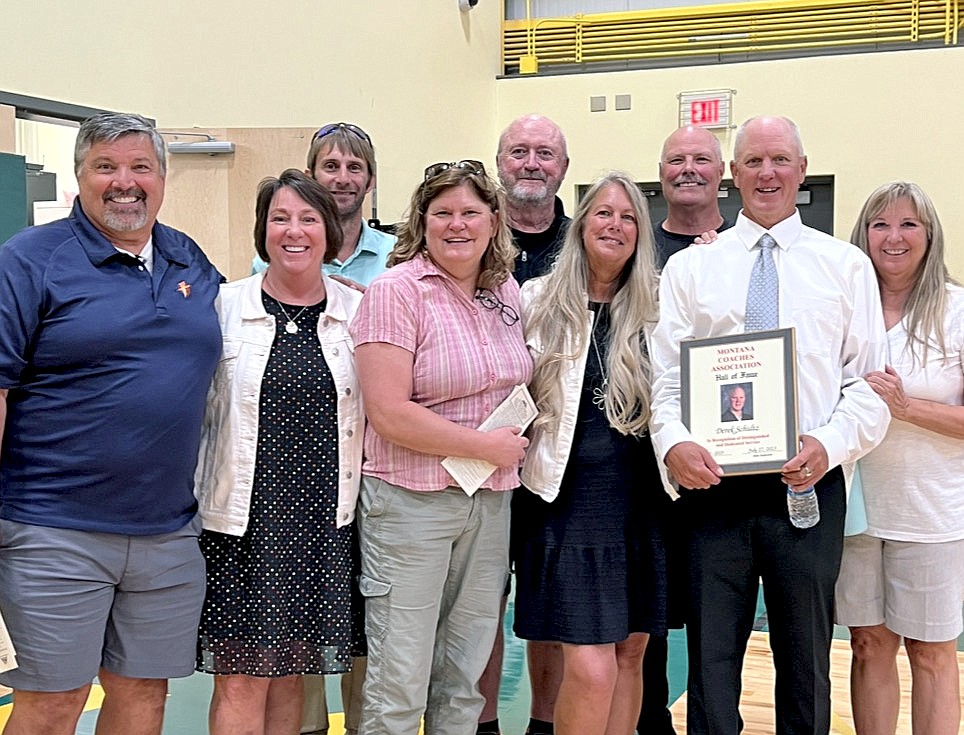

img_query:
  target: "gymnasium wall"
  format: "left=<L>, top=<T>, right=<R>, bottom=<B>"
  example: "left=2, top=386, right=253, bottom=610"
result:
left=1, top=2, right=960, bottom=277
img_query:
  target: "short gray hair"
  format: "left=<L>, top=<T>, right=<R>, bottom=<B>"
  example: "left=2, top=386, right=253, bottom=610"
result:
left=74, top=112, right=167, bottom=177
left=733, top=115, right=805, bottom=159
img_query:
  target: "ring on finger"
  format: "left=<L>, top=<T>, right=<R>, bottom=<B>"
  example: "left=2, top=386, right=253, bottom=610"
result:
left=802, top=465, right=813, bottom=478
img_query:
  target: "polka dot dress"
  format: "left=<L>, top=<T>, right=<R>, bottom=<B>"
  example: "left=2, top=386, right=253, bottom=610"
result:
left=196, top=292, right=363, bottom=677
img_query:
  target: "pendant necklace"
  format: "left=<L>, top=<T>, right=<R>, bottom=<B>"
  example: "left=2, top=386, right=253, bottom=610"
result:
left=273, top=297, right=310, bottom=334
left=591, top=307, right=609, bottom=411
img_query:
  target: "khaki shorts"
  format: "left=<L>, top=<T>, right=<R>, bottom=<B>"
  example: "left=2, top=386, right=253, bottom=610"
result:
left=835, top=533, right=964, bottom=642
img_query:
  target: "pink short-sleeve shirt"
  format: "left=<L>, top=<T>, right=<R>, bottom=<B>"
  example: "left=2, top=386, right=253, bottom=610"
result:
left=350, top=254, right=532, bottom=491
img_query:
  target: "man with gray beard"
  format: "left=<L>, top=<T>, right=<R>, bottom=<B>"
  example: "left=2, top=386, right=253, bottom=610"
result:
left=476, top=114, right=570, bottom=735
left=498, top=114, right=571, bottom=284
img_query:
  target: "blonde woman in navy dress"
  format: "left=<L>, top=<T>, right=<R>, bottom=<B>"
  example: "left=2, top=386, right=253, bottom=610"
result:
left=194, top=170, right=365, bottom=734
left=513, top=172, right=666, bottom=735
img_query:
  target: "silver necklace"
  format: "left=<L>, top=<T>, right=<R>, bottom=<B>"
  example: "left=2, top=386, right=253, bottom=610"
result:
left=591, top=318, right=609, bottom=411
left=272, top=297, right=310, bottom=334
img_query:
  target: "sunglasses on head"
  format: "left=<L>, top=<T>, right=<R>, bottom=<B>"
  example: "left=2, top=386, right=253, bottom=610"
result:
left=423, top=160, right=486, bottom=181
left=313, top=122, right=372, bottom=145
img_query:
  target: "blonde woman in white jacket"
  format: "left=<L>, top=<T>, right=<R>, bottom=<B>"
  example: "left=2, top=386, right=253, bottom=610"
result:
left=194, top=171, right=365, bottom=735
left=512, top=172, right=666, bottom=735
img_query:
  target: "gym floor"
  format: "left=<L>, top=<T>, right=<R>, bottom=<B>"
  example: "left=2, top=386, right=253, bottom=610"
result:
left=1, top=590, right=961, bottom=734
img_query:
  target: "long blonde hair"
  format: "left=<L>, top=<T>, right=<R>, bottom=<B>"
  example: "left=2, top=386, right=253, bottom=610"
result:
left=850, top=181, right=957, bottom=366
left=525, top=172, right=658, bottom=436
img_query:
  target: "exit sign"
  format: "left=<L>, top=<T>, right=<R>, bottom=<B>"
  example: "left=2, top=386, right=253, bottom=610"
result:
left=692, top=99, right=720, bottom=125
left=678, top=90, right=735, bottom=129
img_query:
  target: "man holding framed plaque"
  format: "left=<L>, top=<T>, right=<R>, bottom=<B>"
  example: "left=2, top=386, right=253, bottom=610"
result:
left=649, top=115, right=890, bottom=735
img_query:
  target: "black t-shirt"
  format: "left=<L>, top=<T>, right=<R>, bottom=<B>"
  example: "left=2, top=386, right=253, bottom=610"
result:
left=652, top=216, right=734, bottom=270
left=512, top=197, right=570, bottom=284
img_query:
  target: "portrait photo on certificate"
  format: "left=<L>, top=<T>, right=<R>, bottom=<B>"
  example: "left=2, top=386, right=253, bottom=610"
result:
left=680, top=327, right=798, bottom=474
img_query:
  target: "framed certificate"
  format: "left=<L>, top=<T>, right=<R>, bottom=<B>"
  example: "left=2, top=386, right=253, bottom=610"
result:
left=680, top=327, right=798, bottom=474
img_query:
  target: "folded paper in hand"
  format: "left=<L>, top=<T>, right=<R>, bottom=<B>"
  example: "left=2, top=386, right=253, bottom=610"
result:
left=442, top=384, right=537, bottom=496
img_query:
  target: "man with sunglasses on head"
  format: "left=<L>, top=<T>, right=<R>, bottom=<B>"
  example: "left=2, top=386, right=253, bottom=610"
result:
left=476, top=114, right=571, bottom=735
left=253, top=122, right=396, bottom=292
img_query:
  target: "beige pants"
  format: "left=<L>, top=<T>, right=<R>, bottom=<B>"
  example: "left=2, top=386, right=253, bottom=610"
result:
left=357, top=480, right=511, bottom=735
left=301, top=658, right=368, bottom=734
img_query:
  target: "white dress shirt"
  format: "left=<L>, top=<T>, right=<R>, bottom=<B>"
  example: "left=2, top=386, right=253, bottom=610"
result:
left=650, top=210, right=890, bottom=497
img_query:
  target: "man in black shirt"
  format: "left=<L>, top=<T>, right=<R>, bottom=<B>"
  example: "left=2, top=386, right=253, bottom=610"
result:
left=476, top=114, right=570, bottom=735
left=497, top=114, right=571, bottom=284
left=641, top=125, right=733, bottom=735
left=652, top=125, right=732, bottom=269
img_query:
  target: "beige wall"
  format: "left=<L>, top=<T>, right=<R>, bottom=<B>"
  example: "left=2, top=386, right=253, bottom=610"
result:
left=0, top=1, right=503, bottom=276
left=0, top=106, right=15, bottom=154
left=1, top=3, right=961, bottom=275
left=496, top=47, right=964, bottom=276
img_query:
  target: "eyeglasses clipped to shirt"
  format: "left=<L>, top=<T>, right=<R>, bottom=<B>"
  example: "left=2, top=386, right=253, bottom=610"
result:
left=475, top=288, right=519, bottom=327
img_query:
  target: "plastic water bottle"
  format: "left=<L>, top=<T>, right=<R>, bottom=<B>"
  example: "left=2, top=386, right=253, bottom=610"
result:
left=787, top=485, right=820, bottom=528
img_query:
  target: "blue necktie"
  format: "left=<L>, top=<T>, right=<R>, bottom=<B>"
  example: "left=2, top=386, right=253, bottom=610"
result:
left=744, top=233, right=778, bottom=332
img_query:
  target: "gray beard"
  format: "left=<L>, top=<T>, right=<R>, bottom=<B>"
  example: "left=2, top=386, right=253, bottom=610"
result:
left=102, top=205, right=148, bottom=233
left=508, top=183, right=552, bottom=207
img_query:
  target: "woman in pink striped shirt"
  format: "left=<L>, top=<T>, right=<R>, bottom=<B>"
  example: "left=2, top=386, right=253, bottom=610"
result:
left=350, top=161, right=532, bottom=735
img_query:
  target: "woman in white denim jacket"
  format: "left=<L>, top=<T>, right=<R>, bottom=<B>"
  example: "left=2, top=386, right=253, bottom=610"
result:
left=513, top=172, right=666, bottom=735
left=195, top=271, right=363, bottom=533
left=194, top=170, right=365, bottom=734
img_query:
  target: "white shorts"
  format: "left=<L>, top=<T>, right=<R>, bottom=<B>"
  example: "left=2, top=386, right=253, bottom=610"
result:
left=835, top=533, right=964, bottom=642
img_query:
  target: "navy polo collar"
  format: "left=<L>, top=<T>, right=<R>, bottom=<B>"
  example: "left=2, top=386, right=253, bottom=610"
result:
left=67, top=199, right=190, bottom=269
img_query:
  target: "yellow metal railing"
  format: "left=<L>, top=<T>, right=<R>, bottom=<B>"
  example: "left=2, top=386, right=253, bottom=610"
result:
left=504, top=0, right=962, bottom=74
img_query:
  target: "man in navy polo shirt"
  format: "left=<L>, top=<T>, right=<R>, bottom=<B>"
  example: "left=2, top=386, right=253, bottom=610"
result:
left=0, top=112, right=222, bottom=735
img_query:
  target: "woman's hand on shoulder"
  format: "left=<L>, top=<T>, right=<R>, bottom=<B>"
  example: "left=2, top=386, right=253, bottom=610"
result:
left=480, top=426, right=529, bottom=468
